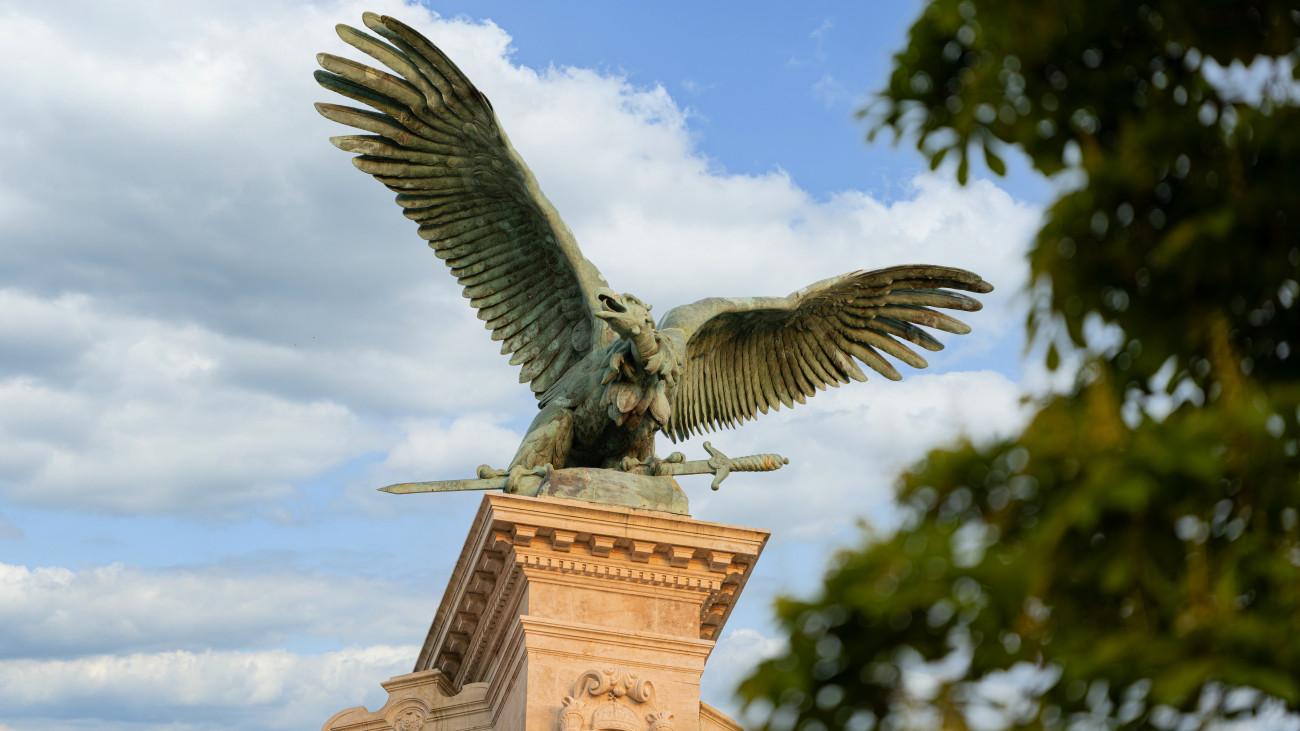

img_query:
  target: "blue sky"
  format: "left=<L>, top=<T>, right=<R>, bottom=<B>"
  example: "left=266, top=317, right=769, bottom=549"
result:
left=0, top=1, right=1048, bottom=728
left=423, top=0, right=1051, bottom=202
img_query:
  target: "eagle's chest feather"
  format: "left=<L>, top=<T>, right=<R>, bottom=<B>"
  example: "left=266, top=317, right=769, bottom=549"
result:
left=585, top=329, right=685, bottom=437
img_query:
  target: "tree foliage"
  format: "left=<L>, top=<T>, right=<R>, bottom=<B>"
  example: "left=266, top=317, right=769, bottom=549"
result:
left=739, top=3, right=1300, bottom=730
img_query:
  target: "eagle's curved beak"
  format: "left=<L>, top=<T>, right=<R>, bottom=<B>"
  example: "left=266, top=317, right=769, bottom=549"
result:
left=597, top=292, right=627, bottom=315
left=595, top=291, right=650, bottom=340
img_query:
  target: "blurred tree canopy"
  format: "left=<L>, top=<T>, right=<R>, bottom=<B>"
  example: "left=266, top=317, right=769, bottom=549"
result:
left=740, top=2, right=1300, bottom=730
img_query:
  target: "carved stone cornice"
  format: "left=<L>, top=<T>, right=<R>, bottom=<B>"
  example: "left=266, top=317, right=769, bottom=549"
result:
left=415, top=493, right=768, bottom=687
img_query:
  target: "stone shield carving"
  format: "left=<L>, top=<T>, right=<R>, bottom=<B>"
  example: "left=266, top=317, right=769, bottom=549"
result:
left=393, top=707, right=425, bottom=731
left=558, top=668, right=674, bottom=731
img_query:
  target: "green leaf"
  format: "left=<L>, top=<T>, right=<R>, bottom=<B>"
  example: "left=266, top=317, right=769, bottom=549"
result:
left=739, top=4, right=1300, bottom=730
left=930, top=145, right=951, bottom=171
left=984, top=143, right=1006, bottom=176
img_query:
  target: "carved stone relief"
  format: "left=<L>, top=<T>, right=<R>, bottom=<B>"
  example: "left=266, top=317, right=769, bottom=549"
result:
left=391, top=705, right=426, bottom=731
left=558, top=668, right=674, bottom=731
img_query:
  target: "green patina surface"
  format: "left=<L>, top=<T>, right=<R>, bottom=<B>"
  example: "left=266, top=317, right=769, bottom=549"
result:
left=319, top=13, right=993, bottom=502
left=532, top=468, right=689, bottom=516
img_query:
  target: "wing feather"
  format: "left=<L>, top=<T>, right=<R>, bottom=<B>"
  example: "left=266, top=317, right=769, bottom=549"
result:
left=475, top=277, right=546, bottom=322
left=714, top=339, right=731, bottom=427
left=402, top=198, right=507, bottom=221
left=315, top=67, right=458, bottom=142
left=746, top=334, right=764, bottom=417
left=816, top=322, right=870, bottom=383
left=315, top=103, right=453, bottom=153
left=700, top=352, right=716, bottom=432
left=776, top=328, right=811, bottom=403
left=316, top=14, right=611, bottom=398
left=409, top=207, right=516, bottom=240
left=795, top=330, right=836, bottom=389
left=467, top=271, right=542, bottom=310
left=461, top=265, right=540, bottom=300
left=336, top=23, right=445, bottom=108
left=722, top=340, right=740, bottom=428
left=782, top=334, right=803, bottom=404
left=756, top=332, right=779, bottom=413
left=494, top=292, right=562, bottom=343
left=870, top=306, right=972, bottom=334
left=444, top=235, right=516, bottom=269
left=362, top=14, right=483, bottom=122
left=736, top=336, right=754, bottom=420
left=692, top=354, right=707, bottom=433
left=663, top=266, right=994, bottom=441
left=847, top=328, right=927, bottom=371
left=531, top=344, right=573, bottom=394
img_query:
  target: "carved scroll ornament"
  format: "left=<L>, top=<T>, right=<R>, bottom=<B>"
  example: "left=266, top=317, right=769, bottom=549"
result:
left=558, top=668, right=673, bottom=731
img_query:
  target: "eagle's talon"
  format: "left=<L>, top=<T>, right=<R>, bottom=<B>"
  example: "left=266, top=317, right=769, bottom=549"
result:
left=503, top=464, right=547, bottom=496
left=647, top=453, right=682, bottom=476
left=477, top=464, right=507, bottom=479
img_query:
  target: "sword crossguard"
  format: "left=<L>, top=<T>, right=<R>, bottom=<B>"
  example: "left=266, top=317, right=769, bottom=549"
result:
left=703, top=442, right=730, bottom=490
left=702, top=441, right=789, bottom=491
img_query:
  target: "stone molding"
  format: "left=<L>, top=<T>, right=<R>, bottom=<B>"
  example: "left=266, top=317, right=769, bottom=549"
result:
left=416, top=493, right=768, bottom=686
left=321, top=670, right=490, bottom=731
left=517, top=615, right=715, bottom=672
left=699, top=702, right=744, bottom=731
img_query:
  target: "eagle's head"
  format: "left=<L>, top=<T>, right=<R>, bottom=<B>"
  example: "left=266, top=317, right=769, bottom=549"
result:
left=595, top=290, right=655, bottom=343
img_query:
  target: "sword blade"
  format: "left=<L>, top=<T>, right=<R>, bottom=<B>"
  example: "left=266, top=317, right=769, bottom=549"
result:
left=379, top=476, right=508, bottom=494
left=662, top=459, right=715, bottom=476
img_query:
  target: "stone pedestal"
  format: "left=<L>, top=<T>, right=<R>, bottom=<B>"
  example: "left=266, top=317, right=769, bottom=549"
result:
left=322, top=491, right=767, bottom=731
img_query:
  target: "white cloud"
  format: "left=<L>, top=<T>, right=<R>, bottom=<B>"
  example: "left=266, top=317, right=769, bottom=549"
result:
left=700, top=628, right=787, bottom=716
left=0, top=645, right=415, bottom=730
left=0, top=291, right=376, bottom=515
left=378, top=418, right=521, bottom=478
left=682, top=370, right=1032, bottom=539
left=0, top=1, right=1043, bottom=728
left=0, top=562, right=439, bottom=659
left=0, top=0, right=1036, bottom=518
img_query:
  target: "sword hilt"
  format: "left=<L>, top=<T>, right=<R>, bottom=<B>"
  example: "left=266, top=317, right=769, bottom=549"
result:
left=703, top=442, right=789, bottom=491
left=727, top=454, right=789, bottom=472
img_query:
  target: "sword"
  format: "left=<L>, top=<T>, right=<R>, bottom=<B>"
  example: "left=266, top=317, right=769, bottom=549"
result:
left=379, top=442, right=788, bottom=494
left=380, top=476, right=511, bottom=494
left=653, top=442, right=789, bottom=491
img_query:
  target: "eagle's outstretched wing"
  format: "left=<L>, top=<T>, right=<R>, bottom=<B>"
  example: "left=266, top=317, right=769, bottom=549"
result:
left=314, top=13, right=609, bottom=395
left=659, top=265, right=994, bottom=441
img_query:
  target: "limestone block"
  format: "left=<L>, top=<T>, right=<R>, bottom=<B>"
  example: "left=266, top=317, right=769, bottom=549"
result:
left=325, top=492, right=765, bottom=730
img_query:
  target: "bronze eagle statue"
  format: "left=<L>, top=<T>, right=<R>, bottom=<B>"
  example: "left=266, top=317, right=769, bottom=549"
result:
left=314, top=13, right=994, bottom=492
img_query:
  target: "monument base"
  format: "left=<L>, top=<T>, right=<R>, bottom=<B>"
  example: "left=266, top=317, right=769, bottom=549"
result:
left=322, top=491, right=767, bottom=730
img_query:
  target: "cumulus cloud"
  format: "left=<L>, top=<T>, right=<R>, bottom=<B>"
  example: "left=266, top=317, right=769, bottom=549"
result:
left=0, top=0, right=1041, bottom=728
left=681, top=369, right=1032, bottom=539
left=0, top=0, right=1036, bottom=518
left=0, top=291, right=375, bottom=515
left=0, top=562, right=440, bottom=659
left=0, top=645, right=415, bottom=729
left=700, top=628, right=787, bottom=715
left=376, top=417, right=522, bottom=481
